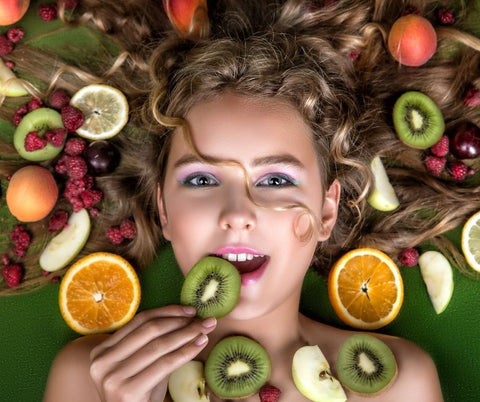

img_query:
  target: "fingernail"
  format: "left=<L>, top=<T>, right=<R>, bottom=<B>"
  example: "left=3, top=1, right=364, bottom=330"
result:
left=195, top=334, right=208, bottom=346
left=201, top=317, right=217, bottom=329
left=182, top=306, right=196, bottom=315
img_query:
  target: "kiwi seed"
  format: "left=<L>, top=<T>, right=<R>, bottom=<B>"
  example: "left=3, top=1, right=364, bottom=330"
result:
left=393, top=91, right=444, bottom=149
left=336, top=333, right=397, bottom=395
left=205, top=336, right=271, bottom=399
left=180, top=256, right=241, bottom=319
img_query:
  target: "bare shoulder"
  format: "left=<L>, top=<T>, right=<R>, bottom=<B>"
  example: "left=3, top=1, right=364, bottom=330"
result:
left=43, top=334, right=108, bottom=402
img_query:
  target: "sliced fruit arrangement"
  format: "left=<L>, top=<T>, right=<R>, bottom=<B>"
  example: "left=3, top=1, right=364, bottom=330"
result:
left=292, top=344, right=346, bottom=401
left=418, top=250, right=454, bottom=314
left=393, top=91, right=444, bottom=149
left=461, top=210, right=480, bottom=273
left=336, top=334, right=397, bottom=396
left=204, top=336, right=270, bottom=399
left=367, top=156, right=400, bottom=211
left=168, top=360, right=210, bottom=402
left=58, top=252, right=141, bottom=334
left=0, top=58, right=28, bottom=97
left=180, top=256, right=241, bottom=319
left=328, top=247, right=404, bottom=330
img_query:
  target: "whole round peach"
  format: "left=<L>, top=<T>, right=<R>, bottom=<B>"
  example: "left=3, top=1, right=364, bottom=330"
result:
left=0, top=0, right=30, bottom=26
left=388, top=14, right=437, bottom=67
left=6, top=165, right=58, bottom=222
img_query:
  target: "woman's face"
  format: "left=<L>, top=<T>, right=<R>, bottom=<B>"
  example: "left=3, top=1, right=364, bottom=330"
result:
left=158, top=93, right=339, bottom=319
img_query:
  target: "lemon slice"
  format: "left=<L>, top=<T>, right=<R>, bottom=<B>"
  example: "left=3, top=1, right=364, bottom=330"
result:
left=461, top=210, right=480, bottom=272
left=70, top=84, right=129, bottom=140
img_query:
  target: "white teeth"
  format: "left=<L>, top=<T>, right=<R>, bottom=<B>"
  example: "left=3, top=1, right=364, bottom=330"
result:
left=221, top=253, right=264, bottom=262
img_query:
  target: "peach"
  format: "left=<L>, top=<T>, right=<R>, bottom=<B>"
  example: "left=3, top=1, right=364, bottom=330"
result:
left=388, top=14, right=437, bottom=67
left=6, top=165, right=58, bottom=222
left=0, top=0, right=30, bottom=26
left=162, top=0, right=208, bottom=38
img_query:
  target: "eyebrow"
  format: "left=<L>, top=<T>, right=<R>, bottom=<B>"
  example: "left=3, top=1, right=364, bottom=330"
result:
left=173, top=153, right=305, bottom=169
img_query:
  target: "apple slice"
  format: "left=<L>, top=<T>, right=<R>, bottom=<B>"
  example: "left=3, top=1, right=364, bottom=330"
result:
left=39, top=209, right=91, bottom=272
left=418, top=250, right=454, bottom=314
left=292, top=345, right=347, bottom=402
left=367, top=156, right=399, bottom=211
left=168, top=360, right=210, bottom=401
left=0, top=58, right=28, bottom=97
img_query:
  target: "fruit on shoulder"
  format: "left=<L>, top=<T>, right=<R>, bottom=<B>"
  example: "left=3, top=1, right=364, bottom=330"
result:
left=205, top=336, right=270, bottom=399
left=0, top=0, right=30, bottom=26
left=0, top=58, right=28, bottom=96
left=292, top=344, right=346, bottom=402
left=336, top=334, right=397, bottom=396
left=168, top=360, right=210, bottom=401
left=39, top=209, right=91, bottom=272
left=180, top=256, right=241, bottom=319
left=367, top=156, right=399, bottom=211
left=418, top=250, right=454, bottom=314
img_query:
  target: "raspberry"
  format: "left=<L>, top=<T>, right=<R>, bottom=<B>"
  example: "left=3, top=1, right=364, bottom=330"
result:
left=65, top=175, right=94, bottom=197
left=429, top=135, right=449, bottom=157
left=437, top=8, right=455, bottom=25
left=48, top=89, right=71, bottom=110
left=61, top=105, right=85, bottom=132
left=45, top=128, right=67, bottom=147
left=12, top=104, right=28, bottom=126
left=106, top=226, right=124, bottom=245
left=424, top=155, right=446, bottom=176
left=64, top=137, right=87, bottom=156
left=10, top=225, right=31, bottom=258
left=27, top=97, right=44, bottom=112
left=48, top=210, right=69, bottom=232
left=38, top=3, right=58, bottom=21
left=89, top=207, right=99, bottom=218
left=7, top=27, right=25, bottom=43
left=5, top=60, right=15, bottom=69
left=25, top=131, right=48, bottom=152
left=0, top=34, right=14, bottom=56
left=464, top=86, right=480, bottom=107
left=55, top=154, right=71, bottom=174
left=449, top=161, right=468, bottom=181
left=2, top=254, right=10, bottom=266
left=80, top=189, right=103, bottom=208
left=349, top=49, right=360, bottom=61
left=259, top=385, right=281, bottom=402
left=65, top=155, right=88, bottom=179
left=2, top=264, right=23, bottom=288
left=56, top=0, right=78, bottom=9
left=119, top=219, right=137, bottom=239
left=399, top=248, right=419, bottom=266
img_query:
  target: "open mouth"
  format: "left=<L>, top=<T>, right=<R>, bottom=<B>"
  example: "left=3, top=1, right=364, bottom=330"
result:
left=214, top=253, right=268, bottom=274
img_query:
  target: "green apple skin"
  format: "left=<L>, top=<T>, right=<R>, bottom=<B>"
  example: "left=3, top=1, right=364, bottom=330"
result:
left=168, top=360, right=210, bottom=402
left=0, top=58, right=28, bottom=97
left=39, top=209, right=91, bottom=272
left=292, top=345, right=347, bottom=402
left=13, top=108, right=65, bottom=162
left=418, top=250, right=454, bottom=314
left=367, top=156, right=400, bottom=212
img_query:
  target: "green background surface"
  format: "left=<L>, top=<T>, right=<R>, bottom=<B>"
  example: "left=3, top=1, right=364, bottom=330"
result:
left=2, top=1, right=480, bottom=401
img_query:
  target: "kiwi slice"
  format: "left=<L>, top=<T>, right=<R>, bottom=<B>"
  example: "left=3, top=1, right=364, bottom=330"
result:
left=393, top=91, right=444, bottom=149
left=336, top=334, right=397, bottom=395
left=205, top=336, right=271, bottom=399
left=180, top=256, right=241, bottom=319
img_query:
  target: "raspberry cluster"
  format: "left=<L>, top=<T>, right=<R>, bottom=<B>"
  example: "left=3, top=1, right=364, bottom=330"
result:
left=10, top=226, right=31, bottom=258
left=1, top=226, right=31, bottom=288
left=106, top=219, right=137, bottom=245
left=0, top=27, right=24, bottom=56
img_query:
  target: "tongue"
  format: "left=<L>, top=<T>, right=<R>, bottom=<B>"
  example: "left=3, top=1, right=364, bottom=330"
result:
left=229, top=256, right=266, bottom=274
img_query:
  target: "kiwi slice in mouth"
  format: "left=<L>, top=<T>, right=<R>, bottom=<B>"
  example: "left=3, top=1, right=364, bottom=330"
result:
left=336, top=334, right=397, bottom=395
left=393, top=91, right=444, bottom=149
left=180, top=256, right=241, bottom=319
left=205, top=336, right=271, bottom=399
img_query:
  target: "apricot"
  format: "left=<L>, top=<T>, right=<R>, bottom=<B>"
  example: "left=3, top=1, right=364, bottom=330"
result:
left=0, top=0, right=30, bottom=26
left=163, top=0, right=208, bottom=38
left=6, top=165, right=58, bottom=222
left=388, top=14, right=437, bottom=67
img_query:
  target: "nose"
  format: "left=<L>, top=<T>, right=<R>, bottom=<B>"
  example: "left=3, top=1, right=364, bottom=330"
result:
left=218, top=187, right=257, bottom=232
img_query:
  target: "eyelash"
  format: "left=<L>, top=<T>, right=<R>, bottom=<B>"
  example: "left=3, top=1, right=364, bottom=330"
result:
left=179, top=172, right=220, bottom=187
left=254, top=173, right=298, bottom=187
left=179, top=172, right=298, bottom=188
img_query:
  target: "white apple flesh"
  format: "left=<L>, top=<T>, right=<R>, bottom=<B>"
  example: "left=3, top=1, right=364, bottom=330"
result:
left=292, top=345, right=347, bottom=402
left=168, top=360, right=210, bottom=402
left=0, top=58, right=28, bottom=97
left=367, top=156, right=400, bottom=211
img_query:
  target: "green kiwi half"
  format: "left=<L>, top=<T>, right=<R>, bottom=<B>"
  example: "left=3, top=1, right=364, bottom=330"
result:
left=336, top=334, right=397, bottom=395
left=180, top=256, right=241, bottom=319
left=393, top=91, right=444, bottom=149
left=205, top=336, right=271, bottom=399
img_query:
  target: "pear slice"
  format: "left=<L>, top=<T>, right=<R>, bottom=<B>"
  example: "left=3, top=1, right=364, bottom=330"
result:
left=0, top=58, right=28, bottom=97
left=292, top=345, right=347, bottom=402
left=418, top=250, right=454, bottom=314
left=39, top=209, right=91, bottom=272
left=367, top=156, right=400, bottom=211
left=168, top=360, right=210, bottom=402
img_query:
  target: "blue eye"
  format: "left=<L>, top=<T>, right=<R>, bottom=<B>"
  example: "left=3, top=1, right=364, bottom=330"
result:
left=255, top=173, right=298, bottom=187
left=179, top=173, right=220, bottom=187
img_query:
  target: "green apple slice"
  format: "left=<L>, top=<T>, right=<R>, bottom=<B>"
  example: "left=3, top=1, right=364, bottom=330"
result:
left=367, top=156, right=400, bottom=211
left=0, top=58, right=28, bottom=97
left=168, top=360, right=210, bottom=401
left=418, top=250, right=454, bottom=314
left=292, top=345, right=347, bottom=402
left=39, top=209, right=91, bottom=272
